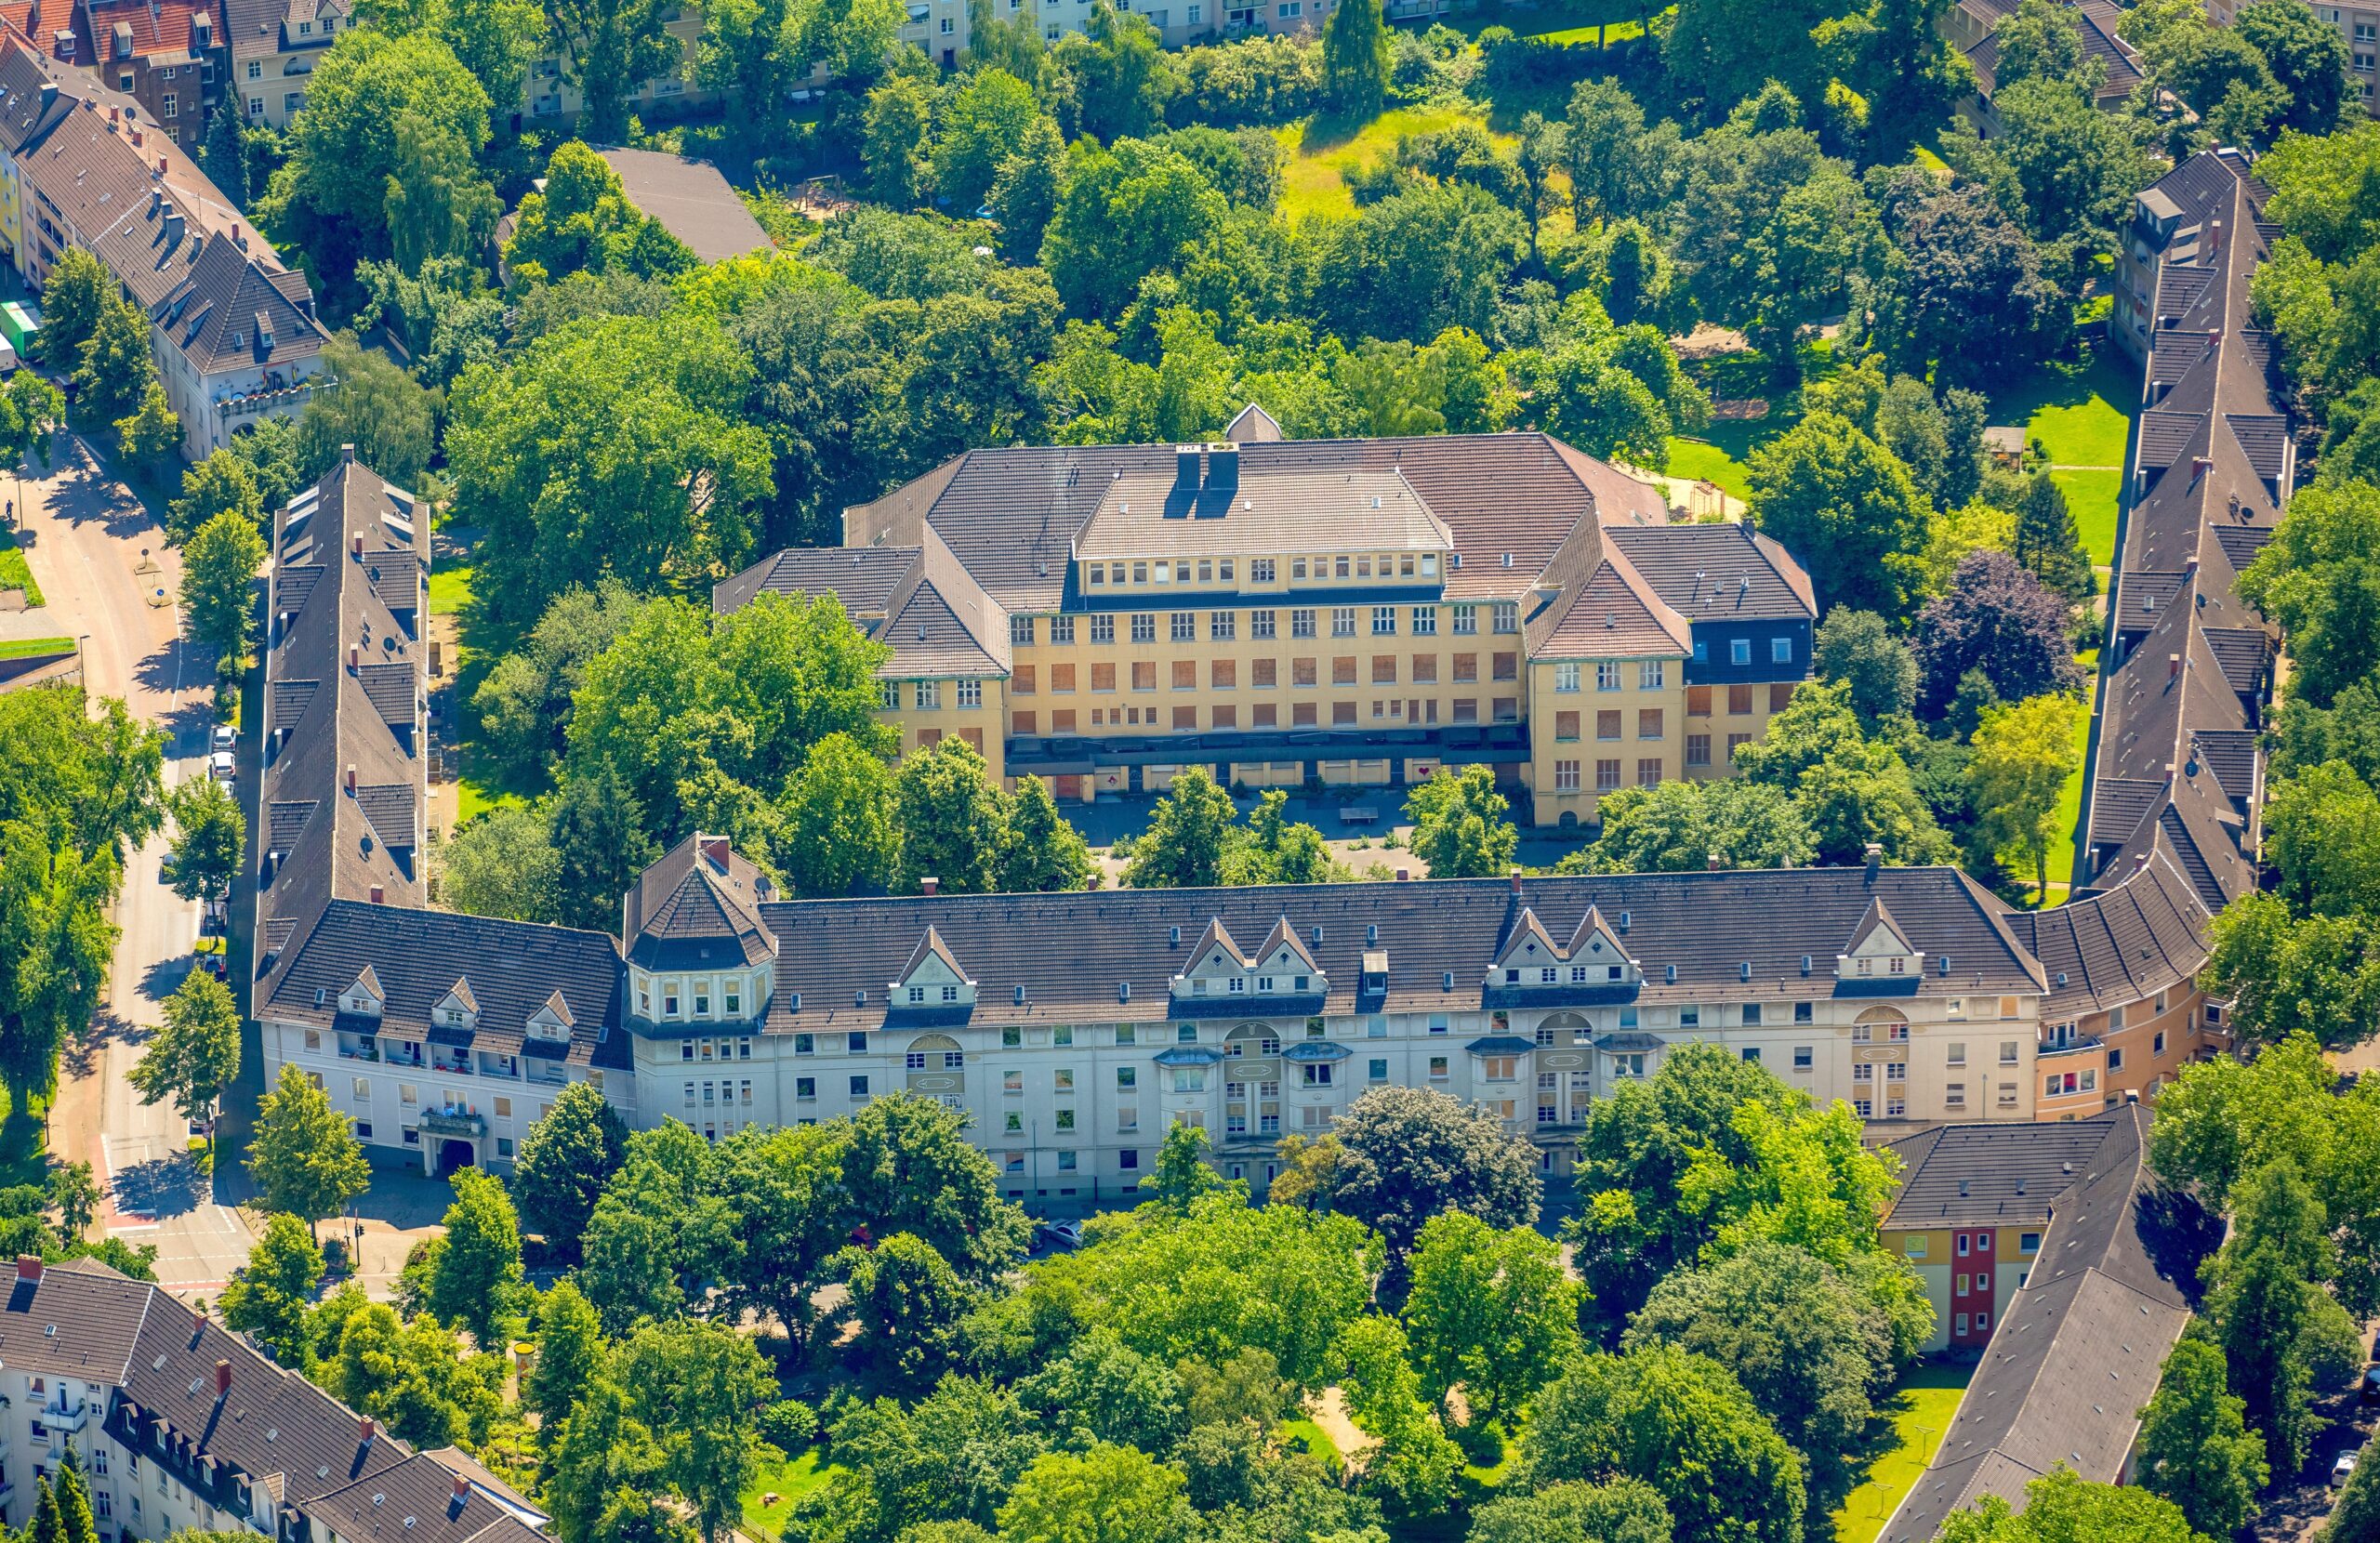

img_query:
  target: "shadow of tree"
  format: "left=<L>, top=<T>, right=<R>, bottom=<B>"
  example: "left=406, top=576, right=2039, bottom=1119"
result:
left=2135, top=1184, right=2222, bottom=1308
left=112, top=1152, right=205, bottom=1220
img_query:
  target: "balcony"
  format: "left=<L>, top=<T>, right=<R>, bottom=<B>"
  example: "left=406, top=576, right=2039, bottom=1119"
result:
left=44, top=1396, right=88, bottom=1432
left=214, top=375, right=334, bottom=425
left=417, top=1108, right=486, bottom=1139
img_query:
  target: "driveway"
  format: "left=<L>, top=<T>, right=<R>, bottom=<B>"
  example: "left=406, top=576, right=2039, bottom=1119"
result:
left=16, top=432, right=261, bottom=1297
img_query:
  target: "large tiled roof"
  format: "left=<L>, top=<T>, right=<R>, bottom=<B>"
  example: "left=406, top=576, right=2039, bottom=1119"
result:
left=741, top=866, right=2044, bottom=1035
left=1883, top=1108, right=2202, bottom=1543
left=1074, top=459, right=1451, bottom=561
left=714, top=525, right=1010, bottom=679
left=154, top=228, right=324, bottom=375
left=624, top=833, right=778, bottom=973
left=1882, top=1115, right=2122, bottom=1230
left=73, top=0, right=217, bottom=65
left=259, top=900, right=629, bottom=1070
left=256, top=456, right=428, bottom=985
left=307, top=1451, right=548, bottom=1543
left=1603, top=522, right=1818, bottom=623
left=2003, top=849, right=2210, bottom=1018
left=593, top=147, right=773, bottom=266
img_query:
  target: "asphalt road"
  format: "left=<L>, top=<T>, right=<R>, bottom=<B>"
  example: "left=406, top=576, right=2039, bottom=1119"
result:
left=7, top=432, right=261, bottom=1296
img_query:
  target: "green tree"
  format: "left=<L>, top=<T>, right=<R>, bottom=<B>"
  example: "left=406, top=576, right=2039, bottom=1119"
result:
left=36, top=249, right=109, bottom=369
left=219, top=1212, right=327, bottom=1366
left=165, top=777, right=245, bottom=906
left=2012, top=471, right=2096, bottom=604
left=1939, top=1468, right=2207, bottom=1542
left=515, top=1081, right=631, bottom=1255
left=384, top=110, right=501, bottom=273
left=295, top=335, right=440, bottom=490
left=1329, top=1085, right=1540, bottom=1263
left=2329, top=1441, right=2380, bottom=1541
left=547, top=0, right=678, bottom=141
left=1143, top=1121, right=1223, bottom=1211
left=247, top=1062, right=371, bottom=1234
left=550, top=765, right=660, bottom=937
left=894, top=733, right=1010, bottom=894
left=1749, top=412, right=1937, bottom=620
left=544, top=1374, right=669, bottom=1543
left=1319, top=0, right=1388, bottom=116
left=862, top=75, right=937, bottom=208
left=502, top=142, right=694, bottom=288
left=2239, top=478, right=2380, bottom=708
left=1525, top=1344, right=1804, bottom=1543
left=131, top=969, right=243, bottom=1148
left=2203, top=1159, right=2364, bottom=1473
left=427, top=1167, right=527, bottom=1348
left=1124, top=768, right=1237, bottom=888
left=1470, top=1480, right=1675, bottom=1543
left=332, top=1299, right=507, bottom=1447
left=936, top=71, right=1043, bottom=214
left=1041, top=138, right=1226, bottom=320
left=115, top=380, right=182, bottom=474
left=523, top=1279, right=610, bottom=1434
left=842, top=1093, right=1031, bottom=1276
left=774, top=732, right=899, bottom=897
left=2136, top=1336, right=2268, bottom=1538
left=203, top=90, right=250, bottom=202
left=997, top=1444, right=1194, bottom=1543
left=1403, top=766, right=1519, bottom=879
left=46, top=1159, right=98, bottom=1237
left=1812, top=607, right=1919, bottom=726
left=0, top=369, right=63, bottom=474
left=618, top=1318, right=775, bottom=1543
left=170, top=451, right=265, bottom=546
left=1968, top=692, right=2085, bottom=902
left=579, top=1122, right=738, bottom=1331
left=180, top=508, right=269, bottom=668
left=437, top=803, right=562, bottom=924
left=470, top=581, right=648, bottom=786
left=2240, top=0, right=2355, bottom=137
left=55, top=1452, right=98, bottom=1543
left=999, top=773, right=1093, bottom=893
left=1574, top=777, right=1818, bottom=874
left=1403, top=1211, right=1581, bottom=1427
left=74, top=297, right=158, bottom=430
left=989, top=116, right=1066, bottom=264
left=838, top=1232, right=982, bottom=1390
left=1051, top=2, right=1176, bottom=140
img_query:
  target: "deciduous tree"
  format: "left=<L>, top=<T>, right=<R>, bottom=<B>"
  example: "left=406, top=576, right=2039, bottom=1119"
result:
left=1329, top=1085, right=1540, bottom=1263
left=1749, top=412, right=1936, bottom=620
left=132, top=969, right=243, bottom=1148
left=180, top=508, right=268, bottom=668
left=165, top=777, right=244, bottom=906
left=2137, top=1336, right=2268, bottom=1538
left=220, top=1212, right=327, bottom=1366
left=1403, top=765, right=1519, bottom=878
left=247, top=1062, right=371, bottom=1234
left=1968, top=692, right=2085, bottom=902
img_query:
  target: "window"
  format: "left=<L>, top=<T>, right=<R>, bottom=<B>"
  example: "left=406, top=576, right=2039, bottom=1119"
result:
left=1428, top=1056, right=1449, bottom=1081
left=1210, top=611, right=1236, bottom=641
left=1251, top=558, right=1275, bottom=582
left=1493, top=602, right=1518, bottom=634
left=879, top=679, right=900, bottom=710
left=1554, top=663, right=1580, bottom=692
left=1639, top=659, right=1665, bottom=689
left=1131, top=613, right=1156, bottom=643
left=1596, top=759, right=1621, bottom=792
left=1051, top=615, right=1076, bottom=644
left=1011, top=615, right=1036, bottom=647
left=1251, top=609, right=1276, bottom=639
left=1638, top=708, right=1663, bottom=739
left=1411, top=605, right=1436, bottom=635
left=1686, top=733, right=1711, bottom=767
left=2001, top=1040, right=2020, bottom=1064
left=1597, top=710, right=1621, bottom=740
left=1554, top=759, right=1580, bottom=792
left=1292, top=608, right=1316, bottom=639
left=1091, top=614, right=1115, bottom=644
left=850, top=1075, right=870, bottom=1097
left=1596, top=661, right=1621, bottom=691
left=1370, top=605, right=1396, bottom=635
left=1772, top=637, right=1792, bottom=664
left=1332, top=606, right=1357, bottom=637
left=958, top=679, right=983, bottom=708
left=1729, top=639, right=1752, bottom=666
left=914, top=679, right=940, bottom=709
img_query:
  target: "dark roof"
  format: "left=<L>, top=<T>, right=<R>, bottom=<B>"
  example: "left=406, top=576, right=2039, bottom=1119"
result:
left=307, top=1451, right=549, bottom=1543
left=1882, top=1118, right=2120, bottom=1230
left=2003, top=850, right=2210, bottom=1018
left=1603, top=522, right=1818, bottom=623
left=734, top=866, right=2043, bottom=1036
left=715, top=526, right=1009, bottom=679
left=257, top=457, right=428, bottom=982
left=593, top=147, right=771, bottom=266
left=154, top=229, right=324, bottom=376
left=1882, top=1107, right=2201, bottom=1542
left=623, top=833, right=778, bottom=972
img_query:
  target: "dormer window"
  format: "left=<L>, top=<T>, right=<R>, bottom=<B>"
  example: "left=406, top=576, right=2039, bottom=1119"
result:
left=664, top=993, right=680, bottom=1015
left=725, top=989, right=740, bottom=1015
left=908, top=986, right=925, bottom=1003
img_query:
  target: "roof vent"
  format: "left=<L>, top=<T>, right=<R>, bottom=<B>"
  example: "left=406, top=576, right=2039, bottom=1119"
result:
left=2055, top=971, right=2068, bottom=988
left=1501, top=552, right=1514, bottom=568
left=2062, top=1161, right=2074, bottom=1174
left=1664, top=964, right=1677, bottom=984
left=2016, top=1178, right=2026, bottom=1195
left=853, top=990, right=866, bottom=1007
left=1938, top=956, right=1950, bottom=976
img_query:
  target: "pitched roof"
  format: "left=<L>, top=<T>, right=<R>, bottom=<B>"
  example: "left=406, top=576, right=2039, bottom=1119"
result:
left=593, top=147, right=771, bottom=266
left=713, top=525, right=1009, bottom=679
left=1603, top=522, right=1818, bottom=622
left=1882, top=1108, right=2204, bottom=1543
left=2002, top=849, right=2211, bottom=1018
left=1882, top=1115, right=2122, bottom=1230
left=623, top=833, right=778, bottom=972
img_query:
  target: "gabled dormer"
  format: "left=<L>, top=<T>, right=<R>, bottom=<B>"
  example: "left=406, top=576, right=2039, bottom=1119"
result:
left=431, top=979, right=478, bottom=1032
left=893, top=926, right=975, bottom=1009
left=1174, top=918, right=1253, bottom=1002
left=1564, top=905, right=1640, bottom=985
left=1838, top=897, right=1923, bottom=982
left=340, top=965, right=383, bottom=1019
left=1251, top=917, right=1325, bottom=994
left=1490, top=907, right=1564, bottom=985
left=525, top=990, right=575, bottom=1046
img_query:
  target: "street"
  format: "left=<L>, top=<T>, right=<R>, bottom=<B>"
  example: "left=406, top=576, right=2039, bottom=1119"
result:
left=0, top=432, right=261, bottom=1294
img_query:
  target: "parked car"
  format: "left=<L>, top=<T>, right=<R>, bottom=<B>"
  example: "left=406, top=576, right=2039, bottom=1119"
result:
left=2360, top=1365, right=2380, bottom=1404
left=211, top=724, right=236, bottom=755
left=1035, top=1220, right=1084, bottom=1251
left=208, top=749, right=235, bottom=783
left=2334, top=1450, right=2360, bottom=1487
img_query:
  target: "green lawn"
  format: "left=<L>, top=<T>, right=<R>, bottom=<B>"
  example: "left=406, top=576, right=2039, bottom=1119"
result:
left=1989, top=351, right=2136, bottom=466
left=2052, top=469, right=2125, bottom=572
left=1831, top=1362, right=1974, bottom=1543
left=1274, top=108, right=1512, bottom=222
left=2030, top=664, right=2096, bottom=905
left=0, top=528, right=41, bottom=607
left=741, top=1446, right=841, bottom=1536
left=1666, top=437, right=1752, bottom=502
left=455, top=777, right=505, bottom=826
left=0, top=1086, right=47, bottom=1189
left=1279, top=1417, right=1342, bottom=1463
left=428, top=562, right=475, bottom=617
left=0, top=635, right=72, bottom=662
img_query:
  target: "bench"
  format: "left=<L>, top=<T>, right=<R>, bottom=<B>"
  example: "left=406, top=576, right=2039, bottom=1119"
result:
left=1341, top=806, right=1381, bottom=825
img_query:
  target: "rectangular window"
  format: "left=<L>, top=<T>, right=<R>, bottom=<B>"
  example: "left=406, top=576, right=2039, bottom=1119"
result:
left=1411, top=606, right=1436, bottom=635
left=957, top=678, right=983, bottom=708
left=1131, top=613, right=1157, bottom=643
left=1596, top=759, right=1621, bottom=792
left=1292, top=608, right=1316, bottom=639
left=1372, top=605, right=1396, bottom=635
left=1051, top=615, right=1075, bottom=644
left=1639, top=659, right=1666, bottom=689
left=1371, top=655, right=1397, bottom=685
left=1133, top=662, right=1157, bottom=691
left=1011, top=615, right=1036, bottom=647
left=1211, top=611, right=1236, bottom=641
left=1596, top=661, right=1621, bottom=691
left=1597, top=709, right=1621, bottom=740
left=1251, top=609, right=1276, bottom=639
left=1333, top=607, right=1357, bottom=637
left=1554, top=711, right=1580, bottom=742
left=1638, top=708, right=1663, bottom=739
left=915, top=679, right=940, bottom=709
left=1554, top=663, right=1580, bottom=693
left=1727, top=683, right=1753, bottom=715
left=1091, top=614, right=1115, bottom=643
left=1772, top=637, right=1793, bottom=664
left=1554, top=759, right=1580, bottom=792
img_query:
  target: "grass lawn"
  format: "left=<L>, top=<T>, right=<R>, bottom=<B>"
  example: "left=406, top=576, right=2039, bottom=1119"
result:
left=0, top=1086, right=47, bottom=1189
left=1666, top=437, right=1752, bottom=501
left=1274, top=108, right=1511, bottom=222
left=2026, top=666, right=2097, bottom=905
left=740, top=1447, right=840, bottom=1537
left=1279, top=1417, right=1341, bottom=1462
left=428, top=562, right=475, bottom=617
left=0, top=527, right=41, bottom=606
left=455, top=777, right=506, bottom=827
left=0, top=635, right=72, bottom=662
left=2052, top=468, right=2124, bottom=571
left=1832, top=1362, right=1974, bottom=1543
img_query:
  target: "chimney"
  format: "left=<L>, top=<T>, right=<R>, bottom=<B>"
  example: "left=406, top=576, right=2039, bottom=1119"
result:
left=38, top=81, right=55, bottom=111
left=130, top=128, right=140, bottom=147
left=367, top=884, right=383, bottom=903
left=1174, top=444, right=1199, bottom=493
left=347, top=645, right=359, bottom=671
left=340, top=442, right=354, bottom=466
left=1509, top=866, right=1523, bottom=894
left=2168, top=653, right=2182, bottom=684
left=2209, top=218, right=2224, bottom=258
left=2134, top=852, right=2150, bottom=876
left=351, top=532, right=364, bottom=560
left=921, top=876, right=939, bottom=896
left=14, top=1254, right=40, bottom=1282
left=1707, top=851, right=1725, bottom=872
left=697, top=834, right=730, bottom=869
left=214, top=1358, right=231, bottom=1397
left=156, top=155, right=166, bottom=178
left=452, top=1475, right=470, bottom=1504
left=360, top=1417, right=377, bottom=1445
left=2190, top=455, right=2211, bottom=481
left=1863, top=843, right=1883, bottom=882
left=2184, top=554, right=2199, bottom=578
left=345, top=764, right=356, bottom=793
left=108, top=104, right=117, bottom=124
left=1207, top=443, right=1239, bottom=493
left=1395, top=867, right=1408, bottom=881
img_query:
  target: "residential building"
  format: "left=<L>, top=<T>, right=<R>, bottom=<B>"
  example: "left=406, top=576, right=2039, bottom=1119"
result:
left=1941, top=0, right=2143, bottom=127
left=2309, top=5, right=2378, bottom=112
left=61, top=0, right=221, bottom=152
left=0, top=1253, right=549, bottom=1543
left=2108, top=147, right=2264, bottom=365
left=0, top=32, right=328, bottom=456
left=592, top=147, right=770, bottom=264
left=218, top=0, right=343, bottom=129
left=1880, top=1106, right=2204, bottom=1540
left=721, top=423, right=1817, bottom=826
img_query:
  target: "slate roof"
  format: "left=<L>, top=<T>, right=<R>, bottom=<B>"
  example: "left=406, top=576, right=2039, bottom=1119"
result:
left=153, top=228, right=323, bottom=376
left=594, top=147, right=771, bottom=266
left=1074, top=461, right=1452, bottom=560
left=740, top=866, right=2044, bottom=1035
left=1881, top=1115, right=2121, bottom=1230
left=256, top=455, right=428, bottom=984
left=714, top=524, right=1010, bottom=680
left=1964, top=0, right=2142, bottom=104
left=623, top=833, right=778, bottom=973
left=1604, top=521, right=1818, bottom=623
left=1882, top=1107, right=2202, bottom=1543
left=307, top=1451, right=549, bottom=1543
left=2003, top=849, right=2211, bottom=1018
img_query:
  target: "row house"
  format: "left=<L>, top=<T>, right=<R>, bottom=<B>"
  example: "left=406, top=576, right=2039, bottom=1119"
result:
left=0, top=1254, right=549, bottom=1543
left=721, top=416, right=1818, bottom=828
left=0, top=33, right=326, bottom=456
